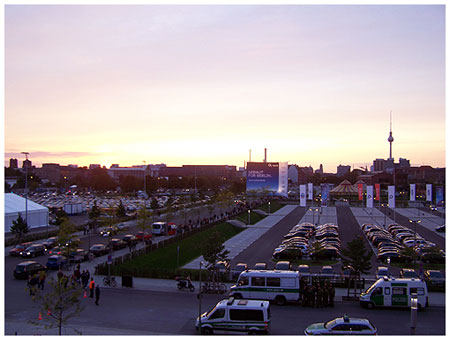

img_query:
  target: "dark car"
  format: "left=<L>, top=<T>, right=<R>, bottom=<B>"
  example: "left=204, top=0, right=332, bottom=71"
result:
left=65, top=238, right=81, bottom=248
left=48, top=246, right=66, bottom=256
left=122, top=234, right=138, bottom=244
left=110, top=238, right=127, bottom=251
left=377, top=250, right=402, bottom=263
left=310, top=247, right=340, bottom=260
left=284, top=231, right=309, bottom=239
left=231, top=263, right=248, bottom=279
left=253, top=263, right=267, bottom=270
left=372, top=236, right=395, bottom=247
left=297, top=264, right=311, bottom=275
left=69, top=248, right=89, bottom=263
left=275, top=261, right=292, bottom=270
left=420, top=251, right=445, bottom=264
left=9, top=242, right=33, bottom=256
left=100, top=226, right=119, bottom=237
left=273, top=247, right=303, bottom=260
left=315, top=232, right=339, bottom=240
left=89, top=244, right=110, bottom=257
left=43, top=237, right=58, bottom=249
left=46, top=255, right=68, bottom=270
left=435, top=225, right=445, bottom=233
left=20, top=244, right=46, bottom=258
left=14, top=261, right=47, bottom=280
left=424, top=270, right=445, bottom=287
left=399, top=268, right=419, bottom=279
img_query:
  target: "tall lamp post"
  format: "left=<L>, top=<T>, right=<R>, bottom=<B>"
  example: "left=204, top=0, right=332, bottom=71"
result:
left=268, top=201, right=271, bottom=215
left=247, top=209, right=251, bottom=225
left=409, top=219, right=421, bottom=266
left=198, top=261, right=204, bottom=334
left=21, top=152, right=29, bottom=225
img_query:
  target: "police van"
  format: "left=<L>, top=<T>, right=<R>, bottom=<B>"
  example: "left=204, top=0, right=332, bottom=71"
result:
left=360, top=277, right=429, bottom=309
left=196, top=297, right=270, bottom=335
left=230, top=270, right=301, bottom=305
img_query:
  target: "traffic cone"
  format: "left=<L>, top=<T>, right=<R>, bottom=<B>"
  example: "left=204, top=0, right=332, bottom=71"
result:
left=47, top=309, right=51, bottom=315
left=38, top=312, right=42, bottom=320
left=83, top=290, right=87, bottom=298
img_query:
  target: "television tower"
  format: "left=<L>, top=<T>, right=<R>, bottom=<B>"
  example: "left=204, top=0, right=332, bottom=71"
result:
left=387, top=111, right=394, bottom=159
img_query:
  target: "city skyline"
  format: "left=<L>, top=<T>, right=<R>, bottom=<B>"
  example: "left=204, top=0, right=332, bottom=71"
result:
left=5, top=5, right=446, bottom=172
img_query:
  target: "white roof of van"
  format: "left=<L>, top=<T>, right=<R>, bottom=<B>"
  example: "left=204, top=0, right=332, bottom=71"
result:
left=217, top=298, right=269, bottom=309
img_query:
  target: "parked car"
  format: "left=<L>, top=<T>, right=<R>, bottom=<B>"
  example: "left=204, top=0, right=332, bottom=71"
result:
left=20, top=244, right=47, bottom=258
left=48, top=246, right=66, bottom=256
left=377, top=251, right=402, bottom=263
left=69, top=248, right=89, bottom=263
left=399, top=268, right=419, bottom=279
left=273, top=247, right=303, bottom=260
left=89, top=244, right=110, bottom=257
left=110, top=238, right=127, bottom=251
left=253, top=263, right=267, bottom=270
left=321, top=266, right=335, bottom=276
left=305, top=315, right=377, bottom=335
left=64, top=238, right=81, bottom=247
left=100, top=227, right=118, bottom=237
left=122, top=234, right=138, bottom=244
left=275, top=261, right=292, bottom=271
left=43, top=237, right=58, bottom=249
left=310, top=247, right=340, bottom=260
left=9, top=242, right=32, bottom=256
left=297, top=264, right=311, bottom=275
left=136, top=231, right=152, bottom=241
left=435, top=225, right=445, bottom=233
left=46, top=255, right=68, bottom=270
left=231, top=263, right=248, bottom=279
left=14, top=261, right=47, bottom=280
left=420, top=251, right=445, bottom=264
left=424, top=270, right=445, bottom=287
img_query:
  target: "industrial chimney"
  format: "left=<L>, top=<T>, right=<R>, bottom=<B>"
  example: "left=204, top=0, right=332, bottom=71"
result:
left=264, top=148, right=267, bottom=163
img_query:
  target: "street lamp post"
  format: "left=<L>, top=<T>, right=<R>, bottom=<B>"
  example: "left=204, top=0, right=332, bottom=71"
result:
left=198, top=261, right=204, bottom=334
left=268, top=201, right=271, bottom=214
left=409, top=219, right=421, bottom=266
left=21, top=152, right=29, bottom=226
left=248, top=209, right=251, bottom=225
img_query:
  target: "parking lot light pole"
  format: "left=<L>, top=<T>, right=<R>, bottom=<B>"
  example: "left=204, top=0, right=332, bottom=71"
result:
left=268, top=201, right=271, bottom=214
left=247, top=209, right=251, bottom=225
left=198, top=261, right=204, bottom=334
left=409, top=219, right=421, bottom=266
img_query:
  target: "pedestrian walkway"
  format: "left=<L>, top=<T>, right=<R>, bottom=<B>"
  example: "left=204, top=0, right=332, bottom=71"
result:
left=182, top=205, right=298, bottom=270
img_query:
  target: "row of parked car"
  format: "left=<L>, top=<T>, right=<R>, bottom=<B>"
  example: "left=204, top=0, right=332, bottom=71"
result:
left=271, top=223, right=341, bottom=261
left=361, top=223, right=445, bottom=264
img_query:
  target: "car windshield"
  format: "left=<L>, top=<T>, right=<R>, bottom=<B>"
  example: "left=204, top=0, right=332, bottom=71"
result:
left=430, top=272, right=443, bottom=278
left=15, top=265, right=25, bottom=272
left=365, top=282, right=378, bottom=294
left=324, top=319, right=338, bottom=329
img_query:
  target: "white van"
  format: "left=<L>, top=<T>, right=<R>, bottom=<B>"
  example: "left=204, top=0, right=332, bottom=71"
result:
left=196, top=297, right=270, bottom=335
left=151, top=222, right=167, bottom=236
left=230, top=270, right=300, bottom=305
left=360, top=277, right=429, bottom=309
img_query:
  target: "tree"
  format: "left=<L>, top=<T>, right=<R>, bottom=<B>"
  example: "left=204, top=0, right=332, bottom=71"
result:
left=116, top=200, right=127, bottom=218
left=10, top=213, right=29, bottom=244
left=340, top=236, right=372, bottom=276
left=29, top=276, right=84, bottom=335
left=54, top=209, right=67, bottom=226
left=150, top=197, right=159, bottom=210
left=57, top=218, right=79, bottom=257
left=137, top=204, right=152, bottom=235
left=202, top=231, right=230, bottom=270
left=399, top=246, right=418, bottom=263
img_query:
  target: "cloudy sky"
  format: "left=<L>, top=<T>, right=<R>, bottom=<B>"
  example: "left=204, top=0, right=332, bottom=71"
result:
left=5, top=5, right=445, bottom=172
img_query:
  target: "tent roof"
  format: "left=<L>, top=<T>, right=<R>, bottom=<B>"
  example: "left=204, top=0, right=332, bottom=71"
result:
left=330, top=180, right=359, bottom=195
left=5, top=193, right=49, bottom=215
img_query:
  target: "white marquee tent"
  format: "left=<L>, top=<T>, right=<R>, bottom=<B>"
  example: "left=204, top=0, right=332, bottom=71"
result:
left=5, top=193, right=49, bottom=232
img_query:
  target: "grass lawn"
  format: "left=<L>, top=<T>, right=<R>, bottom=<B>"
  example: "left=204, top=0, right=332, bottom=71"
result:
left=259, top=201, right=285, bottom=214
left=233, top=210, right=264, bottom=225
left=110, top=222, right=245, bottom=277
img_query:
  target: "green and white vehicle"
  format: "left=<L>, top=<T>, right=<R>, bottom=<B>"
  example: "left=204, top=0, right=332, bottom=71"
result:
left=196, top=297, right=270, bottom=335
left=360, top=277, right=429, bottom=309
left=230, top=270, right=301, bottom=305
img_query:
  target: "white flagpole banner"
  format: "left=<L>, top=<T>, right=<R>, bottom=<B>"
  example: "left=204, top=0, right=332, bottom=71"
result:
left=426, top=184, right=432, bottom=202
left=367, top=186, right=374, bottom=208
left=300, top=185, right=307, bottom=207
left=307, top=183, right=313, bottom=200
left=410, top=184, right=416, bottom=201
left=388, top=185, right=396, bottom=208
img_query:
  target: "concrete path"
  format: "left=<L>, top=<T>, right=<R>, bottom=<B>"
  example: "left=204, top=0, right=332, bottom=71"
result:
left=182, top=205, right=298, bottom=269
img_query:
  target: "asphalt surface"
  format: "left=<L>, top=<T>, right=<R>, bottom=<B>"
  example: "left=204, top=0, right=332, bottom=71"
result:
left=380, top=206, right=445, bottom=250
left=231, top=207, right=306, bottom=268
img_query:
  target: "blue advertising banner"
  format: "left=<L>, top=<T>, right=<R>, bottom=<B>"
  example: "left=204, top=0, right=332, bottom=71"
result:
left=246, top=162, right=280, bottom=194
left=436, top=186, right=444, bottom=207
left=321, top=184, right=330, bottom=207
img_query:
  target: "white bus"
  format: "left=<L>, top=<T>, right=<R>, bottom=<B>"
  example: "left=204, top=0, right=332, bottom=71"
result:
left=152, top=222, right=168, bottom=236
left=230, top=270, right=301, bottom=305
left=360, top=277, right=429, bottom=309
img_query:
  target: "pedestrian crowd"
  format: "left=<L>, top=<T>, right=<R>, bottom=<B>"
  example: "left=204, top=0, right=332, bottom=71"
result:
left=300, top=279, right=335, bottom=307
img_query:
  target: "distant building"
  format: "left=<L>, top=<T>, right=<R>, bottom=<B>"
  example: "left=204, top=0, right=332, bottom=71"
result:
left=22, top=159, right=32, bottom=169
left=288, top=165, right=299, bottom=183
left=9, top=158, right=18, bottom=169
left=35, top=163, right=61, bottom=184
left=89, top=164, right=101, bottom=170
left=372, top=158, right=410, bottom=172
left=337, top=165, right=351, bottom=177
left=160, top=165, right=236, bottom=179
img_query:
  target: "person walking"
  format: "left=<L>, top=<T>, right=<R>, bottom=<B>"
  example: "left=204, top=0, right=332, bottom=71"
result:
left=38, top=270, right=47, bottom=290
left=89, top=278, right=95, bottom=298
left=95, top=285, right=100, bottom=306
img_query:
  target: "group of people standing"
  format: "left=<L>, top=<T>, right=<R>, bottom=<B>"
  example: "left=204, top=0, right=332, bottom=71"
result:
left=300, top=280, right=335, bottom=307
left=27, top=271, right=47, bottom=295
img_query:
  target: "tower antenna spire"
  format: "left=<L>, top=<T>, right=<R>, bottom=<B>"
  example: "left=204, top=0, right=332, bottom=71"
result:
left=387, top=110, right=394, bottom=159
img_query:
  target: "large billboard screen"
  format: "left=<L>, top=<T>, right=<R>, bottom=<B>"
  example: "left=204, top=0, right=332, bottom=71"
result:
left=246, top=162, right=288, bottom=196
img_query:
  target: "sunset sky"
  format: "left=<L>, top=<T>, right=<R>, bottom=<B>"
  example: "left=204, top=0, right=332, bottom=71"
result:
left=4, top=5, right=445, bottom=172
